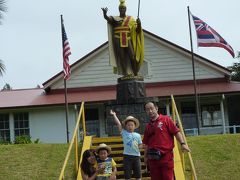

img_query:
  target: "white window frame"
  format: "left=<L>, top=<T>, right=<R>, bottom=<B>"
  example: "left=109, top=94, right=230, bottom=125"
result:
left=13, top=112, right=30, bottom=138
left=0, top=113, right=10, bottom=142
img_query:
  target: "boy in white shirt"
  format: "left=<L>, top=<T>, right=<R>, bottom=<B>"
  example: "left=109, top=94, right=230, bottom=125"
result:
left=110, top=110, right=144, bottom=180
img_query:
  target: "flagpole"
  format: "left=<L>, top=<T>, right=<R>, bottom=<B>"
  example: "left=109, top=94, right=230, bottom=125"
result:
left=187, top=6, right=201, bottom=135
left=137, top=0, right=140, bottom=18
left=61, top=15, right=70, bottom=143
left=64, top=79, right=70, bottom=143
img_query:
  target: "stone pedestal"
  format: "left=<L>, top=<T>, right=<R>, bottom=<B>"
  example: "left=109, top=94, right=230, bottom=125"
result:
left=105, top=103, right=147, bottom=136
left=116, top=76, right=146, bottom=104
left=105, top=76, right=158, bottom=136
left=105, top=97, right=158, bottom=136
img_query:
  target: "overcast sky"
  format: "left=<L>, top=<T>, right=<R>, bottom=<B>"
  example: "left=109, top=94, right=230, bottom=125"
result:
left=0, top=0, right=239, bottom=89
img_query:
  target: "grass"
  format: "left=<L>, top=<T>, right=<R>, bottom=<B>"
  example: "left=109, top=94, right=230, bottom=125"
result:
left=187, top=134, right=240, bottom=180
left=0, top=134, right=239, bottom=180
left=0, top=144, right=75, bottom=180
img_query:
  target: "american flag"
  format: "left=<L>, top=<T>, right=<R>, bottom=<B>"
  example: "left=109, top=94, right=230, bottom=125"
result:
left=61, top=16, right=71, bottom=80
left=191, top=14, right=234, bottom=58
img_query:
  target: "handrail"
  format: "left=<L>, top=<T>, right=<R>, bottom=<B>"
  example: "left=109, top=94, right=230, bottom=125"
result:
left=171, top=95, right=197, bottom=180
left=76, top=135, right=92, bottom=179
left=59, top=102, right=85, bottom=180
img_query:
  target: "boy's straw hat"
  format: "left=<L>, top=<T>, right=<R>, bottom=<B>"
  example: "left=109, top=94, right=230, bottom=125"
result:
left=96, top=143, right=111, bottom=154
left=122, top=116, right=140, bottom=129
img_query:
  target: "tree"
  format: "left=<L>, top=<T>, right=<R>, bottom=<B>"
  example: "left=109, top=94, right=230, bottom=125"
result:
left=2, top=83, right=12, bottom=90
left=0, top=0, right=7, bottom=76
left=228, top=52, right=240, bottom=82
left=0, top=59, right=5, bottom=76
left=0, top=0, right=7, bottom=24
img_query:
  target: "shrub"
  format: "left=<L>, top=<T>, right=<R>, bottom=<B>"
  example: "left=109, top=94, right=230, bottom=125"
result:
left=34, top=138, right=40, bottom=144
left=14, top=136, right=40, bottom=144
left=0, top=139, right=11, bottom=145
left=15, top=135, right=32, bottom=144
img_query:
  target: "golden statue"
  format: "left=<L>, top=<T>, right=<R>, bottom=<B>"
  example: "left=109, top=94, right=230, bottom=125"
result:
left=101, top=0, right=144, bottom=77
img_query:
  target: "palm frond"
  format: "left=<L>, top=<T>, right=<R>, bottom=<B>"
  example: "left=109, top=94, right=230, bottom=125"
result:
left=0, top=59, right=6, bottom=76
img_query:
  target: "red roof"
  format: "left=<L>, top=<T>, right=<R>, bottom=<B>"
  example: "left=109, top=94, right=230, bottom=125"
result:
left=147, top=80, right=240, bottom=97
left=1, top=80, right=240, bottom=109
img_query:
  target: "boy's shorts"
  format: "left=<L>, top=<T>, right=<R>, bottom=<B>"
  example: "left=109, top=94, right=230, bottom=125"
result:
left=123, top=154, right=141, bottom=179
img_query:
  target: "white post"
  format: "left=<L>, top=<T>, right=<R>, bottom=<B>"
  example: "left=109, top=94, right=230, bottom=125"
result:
left=233, top=125, right=236, bottom=134
left=221, top=94, right=226, bottom=134
left=166, top=102, right=170, bottom=116
left=9, top=113, right=15, bottom=142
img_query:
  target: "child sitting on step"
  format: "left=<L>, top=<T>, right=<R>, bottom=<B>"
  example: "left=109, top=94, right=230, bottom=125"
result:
left=110, top=110, right=144, bottom=180
left=95, top=143, right=117, bottom=180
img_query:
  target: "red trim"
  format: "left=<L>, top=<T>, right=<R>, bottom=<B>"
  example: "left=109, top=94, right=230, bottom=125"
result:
left=123, top=16, right=131, bottom=26
left=145, top=77, right=229, bottom=88
left=122, top=32, right=127, bottom=46
left=47, top=85, right=116, bottom=94
left=120, top=16, right=131, bottom=46
left=1, top=79, right=240, bottom=109
left=115, top=27, right=129, bottom=31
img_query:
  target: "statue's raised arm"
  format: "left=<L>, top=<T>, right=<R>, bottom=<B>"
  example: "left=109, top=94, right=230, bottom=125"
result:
left=101, top=7, right=112, bottom=23
left=101, top=0, right=144, bottom=77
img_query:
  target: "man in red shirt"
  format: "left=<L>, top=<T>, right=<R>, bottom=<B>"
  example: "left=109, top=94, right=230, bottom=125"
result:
left=143, top=102, right=190, bottom=180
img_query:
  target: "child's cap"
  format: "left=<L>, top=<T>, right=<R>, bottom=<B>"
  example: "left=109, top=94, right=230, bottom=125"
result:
left=96, top=143, right=111, bottom=154
left=122, top=116, right=140, bottom=129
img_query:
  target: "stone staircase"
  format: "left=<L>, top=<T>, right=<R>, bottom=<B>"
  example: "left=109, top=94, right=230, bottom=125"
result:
left=91, top=136, right=151, bottom=180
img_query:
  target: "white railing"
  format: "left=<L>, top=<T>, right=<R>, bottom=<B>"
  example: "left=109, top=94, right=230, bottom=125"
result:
left=185, top=125, right=240, bottom=136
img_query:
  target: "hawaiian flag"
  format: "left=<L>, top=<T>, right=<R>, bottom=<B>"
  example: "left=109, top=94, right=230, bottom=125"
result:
left=191, top=14, right=235, bottom=58
left=61, top=15, right=71, bottom=80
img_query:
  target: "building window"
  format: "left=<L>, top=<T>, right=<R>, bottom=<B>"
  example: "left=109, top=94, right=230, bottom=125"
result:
left=0, top=114, right=10, bottom=142
left=14, top=112, right=30, bottom=137
left=201, top=104, right=222, bottom=127
left=85, top=108, right=99, bottom=136
left=181, top=104, right=197, bottom=129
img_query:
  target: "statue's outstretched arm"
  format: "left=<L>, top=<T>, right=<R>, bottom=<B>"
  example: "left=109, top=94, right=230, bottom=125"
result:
left=101, top=7, right=113, bottom=24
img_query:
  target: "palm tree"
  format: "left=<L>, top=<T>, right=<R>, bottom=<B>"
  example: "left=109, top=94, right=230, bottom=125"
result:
left=0, top=0, right=7, bottom=76
left=0, top=60, right=5, bottom=76
left=0, top=0, right=7, bottom=24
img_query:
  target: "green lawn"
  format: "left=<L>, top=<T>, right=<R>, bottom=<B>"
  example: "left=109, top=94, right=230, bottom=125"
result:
left=0, top=144, right=75, bottom=180
left=0, top=134, right=239, bottom=180
left=187, top=134, right=240, bottom=180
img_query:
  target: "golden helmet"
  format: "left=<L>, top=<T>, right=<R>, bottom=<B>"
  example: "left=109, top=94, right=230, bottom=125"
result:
left=119, top=0, right=126, bottom=7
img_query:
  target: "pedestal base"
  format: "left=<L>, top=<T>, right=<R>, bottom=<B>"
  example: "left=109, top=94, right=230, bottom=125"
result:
left=105, top=96, right=158, bottom=136
left=116, top=76, right=146, bottom=104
